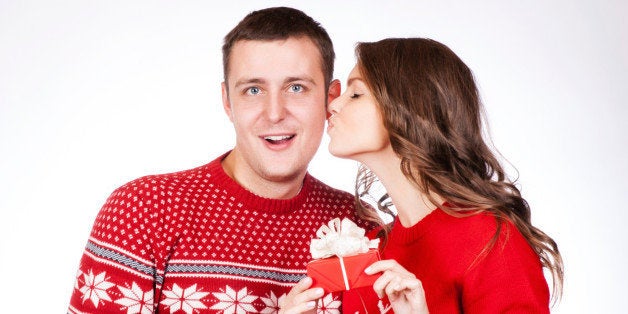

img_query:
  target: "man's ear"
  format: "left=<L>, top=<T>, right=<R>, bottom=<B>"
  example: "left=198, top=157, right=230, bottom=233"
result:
left=327, top=79, right=341, bottom=103
left=221, top=82, right=234, bottom=122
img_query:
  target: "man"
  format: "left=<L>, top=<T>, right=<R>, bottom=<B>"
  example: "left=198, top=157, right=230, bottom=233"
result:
left=68, top=7, right=372, bottom=313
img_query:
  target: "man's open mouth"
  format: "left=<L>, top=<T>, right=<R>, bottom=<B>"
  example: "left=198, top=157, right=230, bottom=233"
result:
left=263, top=135, right=295, bottom=144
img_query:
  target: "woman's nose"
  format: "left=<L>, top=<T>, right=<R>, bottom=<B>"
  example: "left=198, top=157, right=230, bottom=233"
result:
left=327, top=97, right=341, bottom=117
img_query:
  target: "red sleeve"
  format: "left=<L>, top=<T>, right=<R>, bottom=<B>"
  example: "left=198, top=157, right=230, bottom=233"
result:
left=461, top=222, right=550, bottom=314
left=68, top=180, right=163, bottom=313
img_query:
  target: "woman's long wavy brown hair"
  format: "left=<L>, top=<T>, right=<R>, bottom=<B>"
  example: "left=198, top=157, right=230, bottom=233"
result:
left=352, top=38, right=563, bottom=302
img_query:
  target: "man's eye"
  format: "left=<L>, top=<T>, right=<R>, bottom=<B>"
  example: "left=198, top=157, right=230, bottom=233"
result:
left=290, top=84, right=303, bottom=93
left=247, top=87, right=261, bottom=95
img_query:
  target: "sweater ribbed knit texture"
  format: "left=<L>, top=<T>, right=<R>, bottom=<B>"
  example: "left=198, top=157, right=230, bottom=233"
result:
left=68, top=152, right=368, bottom=313
left=343, top=208, right=551, bottom=313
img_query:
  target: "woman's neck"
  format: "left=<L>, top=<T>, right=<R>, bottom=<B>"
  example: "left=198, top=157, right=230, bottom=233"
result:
left=360, top=150, right=440, bottom=228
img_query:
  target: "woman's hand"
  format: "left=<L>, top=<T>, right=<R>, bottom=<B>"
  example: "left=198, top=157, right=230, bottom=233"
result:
left=278, top=277, right=325, bottom=314
left=366, top=259, right=429, bottom=314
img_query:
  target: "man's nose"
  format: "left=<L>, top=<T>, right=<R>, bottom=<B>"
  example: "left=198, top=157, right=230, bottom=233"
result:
left=265, top=93, right=287, bottom=122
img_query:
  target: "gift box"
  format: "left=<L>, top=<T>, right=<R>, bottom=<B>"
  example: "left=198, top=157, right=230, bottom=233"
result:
left=306, top=218, right=381, bottom=293
left=307, top=249, right=380, bottom=293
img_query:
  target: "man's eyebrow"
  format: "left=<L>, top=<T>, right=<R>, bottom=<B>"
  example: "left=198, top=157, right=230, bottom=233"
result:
left=284, top=76, right=317, bottom=86
left=234, top=78, right=265, bottom=89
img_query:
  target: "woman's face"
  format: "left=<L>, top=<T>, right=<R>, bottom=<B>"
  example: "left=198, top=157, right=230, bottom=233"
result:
left=327, top=65, right=391, bottom=162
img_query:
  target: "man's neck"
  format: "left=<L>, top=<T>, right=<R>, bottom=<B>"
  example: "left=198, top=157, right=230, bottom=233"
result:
left=221, top=151, right=305, bottom=200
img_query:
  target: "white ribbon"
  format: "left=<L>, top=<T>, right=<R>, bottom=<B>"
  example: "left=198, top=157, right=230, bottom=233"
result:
left=310, top=218, right=379, bottom=259
left=338, top=256, right=350, bottom=290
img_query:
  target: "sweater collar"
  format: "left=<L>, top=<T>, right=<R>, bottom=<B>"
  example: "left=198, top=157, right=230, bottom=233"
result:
left=206, top=152, right=312, bottom=214
left=388, top=207, right=446, bottom=245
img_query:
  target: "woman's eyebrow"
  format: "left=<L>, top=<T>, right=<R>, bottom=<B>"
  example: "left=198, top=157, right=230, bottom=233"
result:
left=347, top=77, right=365, bottom=86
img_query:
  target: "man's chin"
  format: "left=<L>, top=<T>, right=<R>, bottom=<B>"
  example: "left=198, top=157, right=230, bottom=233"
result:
left=260, top=167, right=303, bottom=183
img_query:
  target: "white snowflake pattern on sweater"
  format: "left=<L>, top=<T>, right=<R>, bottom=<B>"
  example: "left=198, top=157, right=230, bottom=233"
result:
left=209, top=285, right=258, bottom=313
left=160, top=284, right=210, bottom=313
left=114, top=282, right=154, bottom=314
left=260, top=291, right=286, bottom=313
left=78, top=270, right=115, bottom=308
left=72, top=272, right=343, bottom=314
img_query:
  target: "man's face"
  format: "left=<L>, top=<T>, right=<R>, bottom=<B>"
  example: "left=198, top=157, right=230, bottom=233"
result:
left=222, top=37, right=334, bottom=186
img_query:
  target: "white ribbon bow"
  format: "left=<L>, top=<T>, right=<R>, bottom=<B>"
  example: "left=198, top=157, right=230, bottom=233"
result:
left=310, top=218, right=380, bottom=259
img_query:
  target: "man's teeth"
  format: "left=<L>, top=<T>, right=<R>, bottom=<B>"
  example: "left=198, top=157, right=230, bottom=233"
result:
left=265, top=135, right=293, bottom=141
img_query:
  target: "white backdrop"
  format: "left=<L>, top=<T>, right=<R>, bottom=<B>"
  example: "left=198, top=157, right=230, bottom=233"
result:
left=1, top=1, right=626, bottom=312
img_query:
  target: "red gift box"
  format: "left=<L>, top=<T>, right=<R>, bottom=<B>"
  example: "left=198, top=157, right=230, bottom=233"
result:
left=306, top=249, right=380, bottom=293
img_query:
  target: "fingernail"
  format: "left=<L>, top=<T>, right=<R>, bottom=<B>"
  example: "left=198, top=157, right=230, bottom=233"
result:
left=315, top=288, right=324, bottom=296
left=364, top=266, right=372, bottom=274
left=307, top=301, right=316, bottom=309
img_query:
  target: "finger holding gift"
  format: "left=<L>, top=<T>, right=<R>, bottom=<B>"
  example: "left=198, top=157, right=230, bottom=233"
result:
left=367, top=260, right=429, bottom=313
left=375, top=271, right=428, bottom=313
left=370, top=267, right=417, bottom=298
left=387, top=277, right=429, bottom=314
left=279, top=277, right=324, bottom=314
left=384, top=275, right=419, bottom=299
left=365, top=259, right=415, bottom=278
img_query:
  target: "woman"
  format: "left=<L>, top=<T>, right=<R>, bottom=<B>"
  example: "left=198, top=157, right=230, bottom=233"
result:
left=280, top=38, right=563, bottom=313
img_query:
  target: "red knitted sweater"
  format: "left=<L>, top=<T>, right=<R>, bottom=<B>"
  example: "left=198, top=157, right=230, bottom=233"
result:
left=343, top=208, right=550, bottom=313
left=68, top=152, right=368, bottom=313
